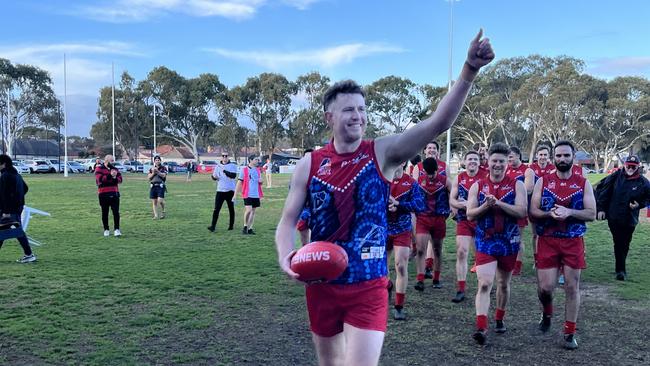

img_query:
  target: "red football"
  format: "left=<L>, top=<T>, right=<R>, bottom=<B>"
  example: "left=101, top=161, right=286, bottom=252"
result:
left=290, top=241, right=348, bottom=282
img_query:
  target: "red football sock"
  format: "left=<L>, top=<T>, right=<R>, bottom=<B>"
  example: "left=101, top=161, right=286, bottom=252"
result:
left=495, top=308, right=506, bottom=321
left=416, top=273, right=424, bottom=282
left=564, top=321, right=576, bottom=334
left=433, top=271, right=441, bottom=281
left=543, top=304, right=553, bottom=316
left=425, top=258, right=433, bottom=269
left=395, top=293, right=405, bottom=308
left=476, top=315, right=488, bottom=330
left=457, top=280, right=466, bottom=292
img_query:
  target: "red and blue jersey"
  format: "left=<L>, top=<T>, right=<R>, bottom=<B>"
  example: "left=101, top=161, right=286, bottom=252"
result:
left=306, top=140, right=391, bottom=284
left=417, top=173, right=450, bottom=217
left=535, top=172, right=588, bottom=238
left=454, top=170, right=487, bottom=222
left=506, top=163, right=528, bottom=183
left=388, top=174, right=425, bottom=235
left=530, top=162, right=556, bottom=183
left=417, top=159, right=447, bottom=177
left=475, top=175, right=521, bottom=256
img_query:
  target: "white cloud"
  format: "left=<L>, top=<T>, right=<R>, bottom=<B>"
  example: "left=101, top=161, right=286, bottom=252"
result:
left=204, top=43, right=405, bottom=69
left=0, top=42, right=142, bottom=95
left=73, top=0, right=266, bottom=22
left=588, top=56, right=650, bottom=77
left=281, top=0, right=322, bottom=10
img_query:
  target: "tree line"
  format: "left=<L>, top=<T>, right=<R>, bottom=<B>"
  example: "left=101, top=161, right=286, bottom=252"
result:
left=1, top=55, right=648, bottom=168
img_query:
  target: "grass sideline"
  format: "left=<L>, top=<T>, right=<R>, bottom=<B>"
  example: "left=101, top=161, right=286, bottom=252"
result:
left=0, top=172, right=648, bottom=364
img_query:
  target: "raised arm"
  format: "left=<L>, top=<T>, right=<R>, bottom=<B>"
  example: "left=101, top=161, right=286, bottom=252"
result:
left=374, top=30, right=495, bottom=177
left=275, top=155, right=312, bottom=280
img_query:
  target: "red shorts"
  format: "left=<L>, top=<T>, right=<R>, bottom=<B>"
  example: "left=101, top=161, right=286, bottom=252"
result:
left=475, top=251, right=518, bottom=272
left=415, top=215, right=446, bottom=239
left=456, top=220, right=476, bottom=237
left=387, top=231, right=412, bottom=251
left=305, top=277, right=388, bottom=337
left=296, top=219, right=308, bottom=232
left=536, top=236, right=586, bottom=269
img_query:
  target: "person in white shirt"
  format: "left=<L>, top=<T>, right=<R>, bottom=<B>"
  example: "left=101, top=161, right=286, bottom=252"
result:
left=263, top=158, right=273, bottom=188
left=207, top=152, right=238, bottom=232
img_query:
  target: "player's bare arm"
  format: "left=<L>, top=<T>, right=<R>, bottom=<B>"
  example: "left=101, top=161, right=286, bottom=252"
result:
left=524, top=168, right=535, bottom=194
left=467, top=182, right=494, bottom=221
left=529, top=178, right=551, bottom=220
left=374, top=30, right=495, bottom=178
left=275, top=154, right=312, bottom=279
left=449, top=177, right=466, bottom=210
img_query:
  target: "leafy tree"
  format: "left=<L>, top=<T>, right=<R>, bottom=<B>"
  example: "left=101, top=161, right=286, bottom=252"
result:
left=366, top=76, right=426, bottom=134
left=288, top=72, right=330, bottom=151
left=0, top=58, right=58, bottom=156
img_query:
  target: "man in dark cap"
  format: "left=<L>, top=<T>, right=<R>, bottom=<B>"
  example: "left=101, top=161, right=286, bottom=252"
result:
left=596, top=155, right=650, bottom=280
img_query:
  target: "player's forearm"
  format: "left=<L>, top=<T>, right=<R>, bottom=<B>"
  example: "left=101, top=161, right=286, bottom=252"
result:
left=497, top=202, right=527, bottom=219
left=530, top=207, right=551, bottom=220
left=569, top=207, right=596, bottom=222
left=275, top=218, right=297, bottom=261
left=467, top=203, right=489, bottom=221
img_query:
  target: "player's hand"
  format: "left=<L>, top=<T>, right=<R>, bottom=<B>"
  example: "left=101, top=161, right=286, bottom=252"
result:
left=279, top=250, right=301, bottom=282
left=466, top=29, right=495, bottom=70
left=110, top=169, right=118, bottom=177
left=551, top=205, right=570, bottom=221
left=484, top=195, right=497, bottom=207
left=597, top=211, right=606, bottom=220
left=629, top=201, right=640, bottom=210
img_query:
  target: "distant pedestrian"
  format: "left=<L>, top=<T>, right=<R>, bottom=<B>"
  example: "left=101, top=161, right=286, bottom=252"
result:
left=263, top=158, right=273, bottom=188
left=148, top=156, right=168, bottom=219
left=95, top=154, right=122, bottom=237
left=596, top=155, right=650, bottom=281
left=186, top=160, right=195, bottom=182
left=208, top=152, right=237, bottom=232
left=0, top=154, right=36, bottom=263
left=235, top=156, right=263, bottom=235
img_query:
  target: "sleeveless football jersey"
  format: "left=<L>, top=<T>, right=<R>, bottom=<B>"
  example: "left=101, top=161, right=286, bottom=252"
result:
left=417, top=173, right=450, bottom=217
left=535, top=172, right=587, bottom=238
left=454, top=170, right=487, bottom=222
left=306, top=140, right=391, bottom=284
left=530, top=162, right=556, bottom=182
left=388, top=174, right=425, bottom=235
left=475, top=175, right=521, bottom=256
left=417, top=159, right=447, bottom=177
left=506, top=163, right=528, bottom=182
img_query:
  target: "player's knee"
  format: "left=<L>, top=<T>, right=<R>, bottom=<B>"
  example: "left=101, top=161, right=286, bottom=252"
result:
left=478, top=281, right=492, bottom=293
left=396, top=262, right=407, bottom=276
left=538, top=290, right=553, bottom=304
left=456, top=247, right=468, bottom=260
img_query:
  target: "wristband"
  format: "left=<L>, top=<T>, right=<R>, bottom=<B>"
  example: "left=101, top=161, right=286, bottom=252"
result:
left=465, top=61, right=480, bottom=72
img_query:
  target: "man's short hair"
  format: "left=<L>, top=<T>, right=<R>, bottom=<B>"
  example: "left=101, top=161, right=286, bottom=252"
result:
left=488, top=142, right=510, bottom=157
left=323, top=80, right=365, bottom=112
left=248, top=155, right=258, bottom=162
left=304, top=148, right=314, bottom=155
left=422, top=157, right=438, bottom=175
left=153, top=155, right=162, bottom=161
left=410, top=154, right=422, bottom=166
left=0, top=154, right=13, bottom=167
left=509, top=146, right=522, bottom=160
left=554, top=140, right=575, bottom=153
left=536, top=144, right=551, bottom=154
left=464, top=150, right=480, bottom=160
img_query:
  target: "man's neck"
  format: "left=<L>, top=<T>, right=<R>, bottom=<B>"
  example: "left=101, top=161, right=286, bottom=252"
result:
left=333, top=138, right=362, bottom=154
left=489, top=173, right=505, bottom=183
left=466, top=169, right=479, bottom=177
left=538, top=161, right=549, bottom=168
left=555, top=170, right=572, bottom=179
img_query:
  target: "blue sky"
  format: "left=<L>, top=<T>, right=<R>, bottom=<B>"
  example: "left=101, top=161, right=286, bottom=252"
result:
left=1, top=0, right=649, bottom=136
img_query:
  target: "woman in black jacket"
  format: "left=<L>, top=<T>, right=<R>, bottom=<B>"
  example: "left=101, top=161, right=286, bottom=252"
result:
left=596, top=155, right=650, bottom=280
left=0, top=154, right=36, bottom=263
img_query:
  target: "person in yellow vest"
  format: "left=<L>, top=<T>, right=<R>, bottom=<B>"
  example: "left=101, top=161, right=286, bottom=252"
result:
left=235, top=156, right=263, bottom=234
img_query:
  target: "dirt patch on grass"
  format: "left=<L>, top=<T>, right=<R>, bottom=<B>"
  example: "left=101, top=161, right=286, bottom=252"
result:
left=130, top=276, right=649, bottom=365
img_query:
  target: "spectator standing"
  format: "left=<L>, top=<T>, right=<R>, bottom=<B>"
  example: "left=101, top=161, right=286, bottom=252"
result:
left=95, top=155, right=122, bottom=237
left=208, top=152, right=238, bottom=232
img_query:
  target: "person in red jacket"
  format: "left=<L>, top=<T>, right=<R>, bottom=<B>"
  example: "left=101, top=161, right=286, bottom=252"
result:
left=95, top=155, right=123, bottom=237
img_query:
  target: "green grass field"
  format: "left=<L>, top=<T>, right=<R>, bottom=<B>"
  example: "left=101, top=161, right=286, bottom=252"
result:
left=0, top=172, right=648, bottom=365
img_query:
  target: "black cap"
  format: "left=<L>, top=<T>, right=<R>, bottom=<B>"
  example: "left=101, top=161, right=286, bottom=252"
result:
left=625, top=155, right=640, bottom=165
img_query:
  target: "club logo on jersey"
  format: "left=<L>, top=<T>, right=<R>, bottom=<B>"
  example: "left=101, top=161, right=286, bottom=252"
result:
left=460, top=178, right=466, bottom=185
left=317, top=158, right=331, bottom=176
left=482, top=184, right=490, bottom=194
left=570, top=184, right=579, bottom=189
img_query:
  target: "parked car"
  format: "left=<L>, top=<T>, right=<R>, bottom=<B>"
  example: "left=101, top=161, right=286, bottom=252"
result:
left=163, top=161, right=187, bottom=173
left=122, top=160, right=143, bottom=173
left=66, top=161, right=86, bottom=173
left=24, top=160, right=51, bottom=174
left=15, top=161, right=30, bottom=174
left=112, top=162, right=127, bottom=173
left=46, top=159, right=63, bottom=173
left=81, top=158, right=102, bottom=172
left=198, top=160, right=219, bottom=174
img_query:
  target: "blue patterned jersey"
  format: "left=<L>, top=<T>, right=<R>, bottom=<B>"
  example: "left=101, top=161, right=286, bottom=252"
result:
left=535, top=172, right=587, bottom=238
left=454, top=170, right=487, bottom=222
left=388, top=174, right=425, bottom=235
left=306, top=140, right=390, bottom=284
left=417, top=173, right=450, bottom=217
left=475, top=176, right=521, bottom=256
